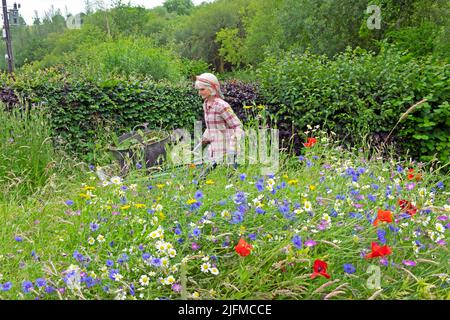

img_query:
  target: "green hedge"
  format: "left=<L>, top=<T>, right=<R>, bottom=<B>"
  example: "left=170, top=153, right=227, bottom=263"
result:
left=1, top=70, right=203, bottom=160
left=257, top=47, right=450, bottom=163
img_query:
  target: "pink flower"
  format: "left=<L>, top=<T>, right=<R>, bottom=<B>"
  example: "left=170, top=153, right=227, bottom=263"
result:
left=305, top=239, right=317, bottom=247
left=402, top=260, right=416, bottom=267
left=406, top=183, right=416, bottom=190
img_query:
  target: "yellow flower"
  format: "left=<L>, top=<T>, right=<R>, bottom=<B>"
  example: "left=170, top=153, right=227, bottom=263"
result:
left=283, top=174, right=289, bottom=179
left=288, top=179, right=298, bottom=185
left=158, top=212, right=166, bottom=220
left=187, top=199, right=197, bottom=205
left=83, top=186, right=95, bottom=191
left=257, top=105, right=265, bottom=110
left=243, top=105, right=253, bottom=109
left=156, top=184, right=165, bottom=189
left=120, top=205, right=131, bottom=210
left=309, top=185, right=316, bottom=191
left=135, top=203, right=146, bottom=209
left=205, top=179, right=215, bottom=185
left=79, top=193, right=91, bottom=199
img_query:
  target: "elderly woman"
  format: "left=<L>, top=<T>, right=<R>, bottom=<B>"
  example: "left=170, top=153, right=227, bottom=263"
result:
left=194, top=73, right=243, bottom=168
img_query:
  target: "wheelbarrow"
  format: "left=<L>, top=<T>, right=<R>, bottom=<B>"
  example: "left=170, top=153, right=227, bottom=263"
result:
left=108, top=123, right=171, bottom=176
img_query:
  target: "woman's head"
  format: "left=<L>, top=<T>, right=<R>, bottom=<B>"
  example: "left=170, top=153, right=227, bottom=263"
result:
left=195, top=73, right=224, bottom=99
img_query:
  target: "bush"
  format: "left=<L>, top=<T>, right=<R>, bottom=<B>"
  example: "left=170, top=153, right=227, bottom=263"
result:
left=256, top=47, right=450, bottom=163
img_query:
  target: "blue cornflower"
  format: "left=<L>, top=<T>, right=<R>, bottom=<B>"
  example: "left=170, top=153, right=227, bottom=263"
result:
left=330, top=209, right=338, bottom=218
left=436, top=181, right=444, bottom=190
left=192, top=228, right=201, bottom=237
left=73, top=250, right=84, bottom=263
left=119, top=197, right=127, bottom=204
left=256, top=181, right=264, bottom=192
left=136, top=162, right=142, bottom=169
left=194, top=190, right=203, bottom=200
left=230, top=211, right=244, bottom=224
left=306, top=160, right=313, bottom=167
left=45, top=286, right=55, bottom=293
left=371, top=184, right=379, bottom=190
left=106, top=259, right=114, bottom=267
left=129, top=284, right=135, bottom=296
left=120, top=185, right=128, bottom=191
left=109, top=241, right=115, bottom=247
left=84, top=276, right=95, bottom=288
left=1, top=282, right=12, bottom=291
left=312, top=156, right=319, bottom=160
left=397, top=165, right=403, bottom=173
left=292, top=235, right=302, bottom=249
left=368, top=194, right=377, bottom=202
left=147, top=185, right=153, bottom=190
left=239, top=173, right=247, bottom=181
left=298, top=156, right=305, bottom=161
left=90, top=223, right=99, bottom=232
left=358, top=167, right=366, bottom=174
left=234, top=191, right=247, bottom=205
left=255, top=207, right=265, bottom=214
left=88, top=164, right=95, bottom=171
left=142, top=253, right=151, bottom=260
left=151, top=258, right=162, bottom=267
left=15, top=236, right=23, bottom=242
left=22, top=281, right=33, bottom=293
left=108, top=269, right=119, bottom=281
left=279, top=205, right=290, bottom=215
left=343, top=264, right=356, bottom=274
left=174, top=227, right=182, bottom=235
left=138, top=244, right=144, bottom=251
left=248, top=233, right=257, bottom=240
left=218, top=199, right=227, bottom=205
left=35, top=278, right=46, bottom=287
left=377, top=229, right=387, bottom=244
left=117, top=253, right=129, bottom=264
left=65, top=200, right=74, bottom=206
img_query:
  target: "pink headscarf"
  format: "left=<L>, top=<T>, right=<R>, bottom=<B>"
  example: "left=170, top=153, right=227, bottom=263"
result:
left=194, top=73, right=225, bottom=99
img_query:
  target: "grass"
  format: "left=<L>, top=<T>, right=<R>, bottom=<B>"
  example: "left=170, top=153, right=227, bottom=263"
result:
left=0, top=125, right=448, bottom=300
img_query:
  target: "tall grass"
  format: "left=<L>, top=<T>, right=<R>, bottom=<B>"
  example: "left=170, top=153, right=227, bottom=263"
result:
left=0, top=103, right=56, bottom=201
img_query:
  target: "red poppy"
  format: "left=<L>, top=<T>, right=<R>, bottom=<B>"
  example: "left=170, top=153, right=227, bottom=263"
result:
left=310, top=259, right=331, bottom=279
left=373, top=209, right=393, bottom=226
left=407, top=168, right=422, bottom=181
left=234, top=238, right=253, bottom=257
left=398, top=199, right=418, bottom=216
left=365, top=242, right=392, bottom=259
left=407, top=168, right=415, bottom=180
left=303, top=137, right=317, bottom=148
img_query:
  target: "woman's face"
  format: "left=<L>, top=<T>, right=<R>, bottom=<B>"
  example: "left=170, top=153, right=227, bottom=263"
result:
left=197, top=86, right=212, bottom=99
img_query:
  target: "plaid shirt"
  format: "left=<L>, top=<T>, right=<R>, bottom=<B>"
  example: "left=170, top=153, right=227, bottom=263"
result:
left=203, top=98, right=243, bottom=163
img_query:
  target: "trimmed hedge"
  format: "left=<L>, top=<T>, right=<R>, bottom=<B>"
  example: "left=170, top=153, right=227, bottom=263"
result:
left=0, top=71, right=263, bottom=161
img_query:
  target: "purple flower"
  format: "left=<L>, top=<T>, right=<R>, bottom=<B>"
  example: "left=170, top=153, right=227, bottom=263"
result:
left=304, top=239, right=316, bottom=247
left=194, top=190, right=203, bottom=200
left=22, top=281, right=33, bottom=293
left=15, top=236, right=23, bottom=242
left=239, top=173, right=246, bottom=181
left=343, top=264, right=356, bottom=274
left=1, top=282, right=12, bottom=291
left=136, top=162, right=142, bottom=169
left=35, top=278, right=46, bottom=287
left=255, top=207, right=265, bottom=214
left=437, top=215, right=448, bottom=221
left=292, top=235, right=302, bottom=249
left=192, top=228, right=201, bottom=237
left=191, top=242, right=200, bottom=251
left=298, top=156, right=305, bottom=161
left=380, top=257, right=389, bottom=266
left=172, top=283, right=182, bottom=293
left=89, top=223, right=99, bottom=232
left=406, top=182, right=416, bottom=190
left=65, top=200, right=74, bottom=206
left=402, top=260, right=416, bottom=267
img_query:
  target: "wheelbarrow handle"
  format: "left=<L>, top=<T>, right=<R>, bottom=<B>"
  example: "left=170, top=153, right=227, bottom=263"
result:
left=132, top=122, right=149, bottom=132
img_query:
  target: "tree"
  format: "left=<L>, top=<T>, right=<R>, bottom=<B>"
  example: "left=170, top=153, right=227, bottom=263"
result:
left=163, top=0, right=194, bottom=15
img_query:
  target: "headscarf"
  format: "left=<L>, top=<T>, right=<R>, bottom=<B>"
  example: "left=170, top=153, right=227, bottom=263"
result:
left=194, top=73, right=225, bottom=99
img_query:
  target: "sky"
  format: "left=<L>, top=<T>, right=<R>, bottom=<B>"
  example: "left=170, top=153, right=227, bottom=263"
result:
left=11, top=0, right=210, bottom=25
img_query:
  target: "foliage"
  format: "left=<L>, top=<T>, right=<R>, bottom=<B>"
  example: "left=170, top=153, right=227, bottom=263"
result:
left=257, top=47, right=450, bottom=163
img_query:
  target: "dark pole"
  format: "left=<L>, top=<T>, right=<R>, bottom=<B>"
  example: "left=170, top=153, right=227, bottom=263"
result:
left=2, top=0, right=14, bottom=74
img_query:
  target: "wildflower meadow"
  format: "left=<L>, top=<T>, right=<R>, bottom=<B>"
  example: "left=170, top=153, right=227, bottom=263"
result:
left=0, top=125, right=448, bottom=300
